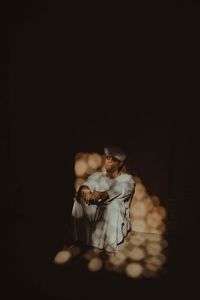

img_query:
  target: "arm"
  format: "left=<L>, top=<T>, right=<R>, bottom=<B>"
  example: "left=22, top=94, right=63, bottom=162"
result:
left=91, top=175, right=135, bottom=205
left=90, top=190, right=109, bottom=202
left=76, top=172, right=100, bottom=201
left=77, top=185, right=92, bottom=201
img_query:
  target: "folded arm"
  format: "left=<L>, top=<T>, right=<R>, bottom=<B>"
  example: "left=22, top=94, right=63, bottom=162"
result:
left=76, top=173, right=135, bottom=205
left=99, top=178, right=135, bottom=205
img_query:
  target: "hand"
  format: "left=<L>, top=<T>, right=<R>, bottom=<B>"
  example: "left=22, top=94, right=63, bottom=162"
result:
left=80, top=187, right=92, bottom=201
left=90, top=191, right=102, bottom=202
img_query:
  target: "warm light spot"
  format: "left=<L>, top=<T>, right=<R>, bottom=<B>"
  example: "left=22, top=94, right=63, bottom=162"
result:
left=157, top=254, right=167, bottom=264
left=146, top=233, right=162, bottom=242
left=125, top=263, right=143, bottom=278
left=145, top=262, right=160, bottom=272
left=131, top=201, right=148, bottom=218
left=145, top=256, right=164, bottom=267
left=131, top=219, right=147, bottom=232
left=53, top=250, right=72, bottom=264
left=109, top=252, right=126, bottom=266
left=75, top=152, right=88, bottom=161
left=143, top=196, right=154, bottom=212
left=146, top=242, right=162, bottom=256
left=127, top=247, right=145, bottom=261
left=118, top=240, right=130, bottom=252
left=156, top=206, right=167, bottom=219
left=73, top=152, right=168, bottom=278
left=134, top=183, right=146, bottom=194
left=129, top=233, right=147, bottom=246
left=74, top=159, right=88, bottom=177
left=87, top=153, right=102, bottom=169
left=88, top=257, right=103, bottom=272
left=147, top=227, right=163, bottom=234
left=146, top=210, right=163, bottom=228
left=133, top=183, right=147, bottom=200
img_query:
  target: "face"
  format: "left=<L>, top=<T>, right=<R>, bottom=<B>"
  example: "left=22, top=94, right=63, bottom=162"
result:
left=104, top=155, right=121, bottom=173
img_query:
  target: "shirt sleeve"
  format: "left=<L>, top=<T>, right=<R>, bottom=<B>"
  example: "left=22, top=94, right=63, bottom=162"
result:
left=103, top=175, right=135, bottom=205
left=76, top=172, right=99, bottom=193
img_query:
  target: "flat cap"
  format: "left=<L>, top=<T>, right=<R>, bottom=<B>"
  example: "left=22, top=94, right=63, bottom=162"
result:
left=104, top=145, right=127, bottom=162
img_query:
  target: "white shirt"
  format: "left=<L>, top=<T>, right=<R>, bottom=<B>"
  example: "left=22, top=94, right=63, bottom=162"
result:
left=71, top=171, right=135, bottom=252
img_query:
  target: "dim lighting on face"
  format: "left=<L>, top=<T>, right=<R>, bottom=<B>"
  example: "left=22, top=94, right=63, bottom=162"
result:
left=71, top=152, right=168, bottom=278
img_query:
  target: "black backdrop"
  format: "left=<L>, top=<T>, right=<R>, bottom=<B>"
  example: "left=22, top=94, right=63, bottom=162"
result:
left=1, top=1, right=199, bottom=299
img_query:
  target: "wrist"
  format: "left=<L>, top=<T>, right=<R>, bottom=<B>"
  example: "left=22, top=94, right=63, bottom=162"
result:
left=100, top=191, right=109, bottom=201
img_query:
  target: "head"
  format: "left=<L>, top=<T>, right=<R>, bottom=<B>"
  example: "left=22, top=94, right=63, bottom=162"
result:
left=104, top=145, right=126, bottom=173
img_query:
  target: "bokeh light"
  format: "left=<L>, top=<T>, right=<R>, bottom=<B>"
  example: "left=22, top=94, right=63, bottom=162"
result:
left=54, top=152, right=168, bottom=278
left=53, top=250, right=72, bottom=264
left=125, top=262, right=144, bottom=278
left=88, top=257, right=103, bottom=272
left=53, top=246, right=81, bottom=265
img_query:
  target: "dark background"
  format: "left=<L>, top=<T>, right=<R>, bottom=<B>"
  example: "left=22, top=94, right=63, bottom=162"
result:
left=1, top=1, right=199, bottom=299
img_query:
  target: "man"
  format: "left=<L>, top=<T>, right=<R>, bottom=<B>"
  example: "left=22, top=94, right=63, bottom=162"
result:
left=70, top=145, right=135, bottom=256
